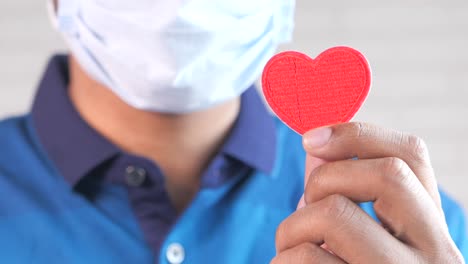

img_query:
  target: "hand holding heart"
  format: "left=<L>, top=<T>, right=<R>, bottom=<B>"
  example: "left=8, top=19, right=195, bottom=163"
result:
left=262, top=48, right=464, bottom=263
left=272, top=123, right=463, bottom=263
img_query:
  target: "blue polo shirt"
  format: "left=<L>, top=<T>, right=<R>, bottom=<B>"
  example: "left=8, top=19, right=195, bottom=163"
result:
left=0, top=55, right=466, bottom=263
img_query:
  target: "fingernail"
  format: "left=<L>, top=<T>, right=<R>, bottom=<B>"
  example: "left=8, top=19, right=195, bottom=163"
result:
left=303, top=127, right=332, bottom=149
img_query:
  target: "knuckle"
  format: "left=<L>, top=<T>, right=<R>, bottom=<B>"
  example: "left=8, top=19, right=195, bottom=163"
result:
left=320, top=194, right=354, bottom=221
left=349, top=122, right=368, bottom=138
left=380, top=157, right=412, bottom=188
left=319, top=195, right=359, bottom=235
left=406, top=134, right=430, bottom=163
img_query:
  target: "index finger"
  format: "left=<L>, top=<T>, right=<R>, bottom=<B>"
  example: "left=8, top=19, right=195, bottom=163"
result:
left=302, top=122, right=441, bottom=209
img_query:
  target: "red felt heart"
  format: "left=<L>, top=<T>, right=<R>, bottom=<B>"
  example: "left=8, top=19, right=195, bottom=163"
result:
left=262, top=46, right=371, bottom=135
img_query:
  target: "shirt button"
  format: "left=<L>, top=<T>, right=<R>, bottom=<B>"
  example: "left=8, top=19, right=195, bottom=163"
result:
left=125, top=165, right=147, bottom=187
left=166, top=243, right=185, bottom=264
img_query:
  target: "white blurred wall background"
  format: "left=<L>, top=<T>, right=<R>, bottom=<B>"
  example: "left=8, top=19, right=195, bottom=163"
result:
left=1, top=1, right=467, bottom=208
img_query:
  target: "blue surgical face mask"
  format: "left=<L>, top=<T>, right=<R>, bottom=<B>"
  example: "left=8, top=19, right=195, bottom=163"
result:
left=49, top=0, right=295, bottom=113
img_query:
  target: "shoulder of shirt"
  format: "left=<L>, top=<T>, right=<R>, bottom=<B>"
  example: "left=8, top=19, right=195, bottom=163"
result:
left=0, top=115, right=31, bottom=151
left=0, top=115, right=32, bottom=169
left=0, top=115, right=55, bottom=184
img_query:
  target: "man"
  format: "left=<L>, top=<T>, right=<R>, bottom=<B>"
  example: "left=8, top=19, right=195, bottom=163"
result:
left=0, top=0, right=466, bottom=263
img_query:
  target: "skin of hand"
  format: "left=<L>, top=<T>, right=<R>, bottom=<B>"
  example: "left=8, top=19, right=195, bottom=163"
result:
left=271, top=122, right=465, bottom=264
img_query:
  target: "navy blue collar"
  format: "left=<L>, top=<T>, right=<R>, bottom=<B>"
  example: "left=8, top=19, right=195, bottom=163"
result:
left=31, top=55, right=276, bottom=186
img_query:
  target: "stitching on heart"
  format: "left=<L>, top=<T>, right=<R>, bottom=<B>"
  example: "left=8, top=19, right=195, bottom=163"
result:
left=292, top=60, right=303, bottom=128
left=263, top=51, right=315, bottom=134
